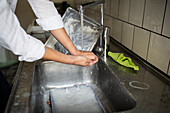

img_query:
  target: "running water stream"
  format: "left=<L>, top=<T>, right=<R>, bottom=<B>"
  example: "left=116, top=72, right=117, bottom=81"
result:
left=80, top=6, right=84, bottom=52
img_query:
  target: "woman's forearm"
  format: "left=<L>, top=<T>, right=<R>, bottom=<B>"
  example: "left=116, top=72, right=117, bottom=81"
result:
left=42, top=46, right=73, bottom=64
left=42, top=46, right=93, bottom=66
left=50, top=28, right=81, bottom=55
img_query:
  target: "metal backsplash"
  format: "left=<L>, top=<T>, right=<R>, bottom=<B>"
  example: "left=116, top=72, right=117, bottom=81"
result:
left=45, top=7, right=101, bottom=54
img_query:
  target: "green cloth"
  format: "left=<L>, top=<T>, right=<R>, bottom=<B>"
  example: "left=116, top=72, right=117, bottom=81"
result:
left=108, top=51, right=139, bottom=70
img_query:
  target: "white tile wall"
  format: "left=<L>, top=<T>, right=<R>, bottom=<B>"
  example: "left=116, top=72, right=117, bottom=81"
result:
left=118, top=0, right=130, bottom=21
left=147, top=33, right=170, bottom=73
left=67, top=1, right=76, bottom=8
left=162, top=0, right=170, bottom=37
left=89, top=4, right=101, bottom=12
left=84, top=9, right=100, bottom=23
left=52, top=0, right=68, bottom=3
left=68, top=0, right=98, bottom=9
left=143, top=0, right=166, bottom=33
left=104, top=0, right=111, bottom=15
left=129, top=0, right=145, bottom=27
left=104, top=15, right=113, bottom=36
left=73, top=0, right=95, bottom=5
left=121, top=22, right=134, bottom=50
left=110, top=0, right=119, bottom=18
left=111, top=19, right=122, bottom=42
left=133, top=27, right=150, bottom=60
left=84, top=9, right=93, bottom=19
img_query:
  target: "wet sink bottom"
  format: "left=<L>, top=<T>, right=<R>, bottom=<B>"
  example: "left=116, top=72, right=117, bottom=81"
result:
left=50, top=85, right=105, bottom=113
left=30, top=59, right=136, bottom=113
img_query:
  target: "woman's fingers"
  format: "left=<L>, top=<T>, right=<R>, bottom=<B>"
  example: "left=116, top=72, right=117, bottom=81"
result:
left=85, top=59, right=92, bottom=67
left=72, top=55, right=92, bottom=67
left=79, top=51, right=99, bottom=65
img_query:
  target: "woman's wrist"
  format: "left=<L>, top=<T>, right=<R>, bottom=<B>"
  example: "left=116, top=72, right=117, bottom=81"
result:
left=70, top=49, right=81, bottom=56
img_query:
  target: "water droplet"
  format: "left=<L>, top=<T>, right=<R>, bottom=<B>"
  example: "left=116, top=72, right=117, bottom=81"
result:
left=65, top=87, right=70, bottom=94
left=76, top=85, right=80, bottom=90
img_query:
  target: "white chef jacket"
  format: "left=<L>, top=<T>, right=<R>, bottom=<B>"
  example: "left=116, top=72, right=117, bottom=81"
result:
left=0, top=0, right=64, bottom=62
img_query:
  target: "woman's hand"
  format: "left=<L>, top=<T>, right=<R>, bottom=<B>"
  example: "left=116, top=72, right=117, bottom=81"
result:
left=42, top=46, right=95, bottom=67
left=80, top=51, right=98, bottom=65
left=72, top=55, right=93, bottom=67
left=74, top=51, right=99, bottom=65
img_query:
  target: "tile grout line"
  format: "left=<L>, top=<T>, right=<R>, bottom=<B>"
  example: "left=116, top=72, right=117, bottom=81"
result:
left=128, top=0, right=131, bottom=22
left=109, top=0, right=111, bottom=16
left=146, top=32, right=151, bottom=61
left=142, top=0, right=146, bottom=27
left=118, top=0, right=120, bottom=19
left=120, top=21, right=123, bottom=43
left=161, top=0, right=168, bottom=34
left=167, top=59, right=170, bottom=74
left=131, top=26, right=135, bottom=51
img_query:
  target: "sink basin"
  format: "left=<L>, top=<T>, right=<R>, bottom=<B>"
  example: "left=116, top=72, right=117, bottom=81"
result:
left=30, top=58, right=136, bottom=113
left=29, top=7, right=135, bottom=113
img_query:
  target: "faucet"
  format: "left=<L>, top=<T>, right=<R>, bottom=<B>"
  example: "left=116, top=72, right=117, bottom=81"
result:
left=77, top=0, right=105, bottom=46
left=77, top=0, right=110, bottom=61
left=95, top=26, right=110, bottom=62
left=103, top=27, right=110, bottom=61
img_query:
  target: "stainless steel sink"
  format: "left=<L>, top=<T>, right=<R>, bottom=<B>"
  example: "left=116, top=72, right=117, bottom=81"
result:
left=30, top=58, right=136, bottom=113
left=29, top=7, right=135, bottom=113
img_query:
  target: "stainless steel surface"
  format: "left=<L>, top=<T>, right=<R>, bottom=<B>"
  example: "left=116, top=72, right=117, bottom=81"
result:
left=50, top=85, right=104, bottom=113
left=5, top=62, right=35, bottom=113
left=45, top=7, right=100, bottom=54
left=30, top=7, right=131, bottom=112
left=30, top=58, right=136, bottom=113
left=5, top=62, right=24, bottom=113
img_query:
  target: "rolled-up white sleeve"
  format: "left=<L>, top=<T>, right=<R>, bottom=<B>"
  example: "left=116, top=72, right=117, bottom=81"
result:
left=28, top=0, right=64, bottom=31
left=0, top=0, right=45, bottom=62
